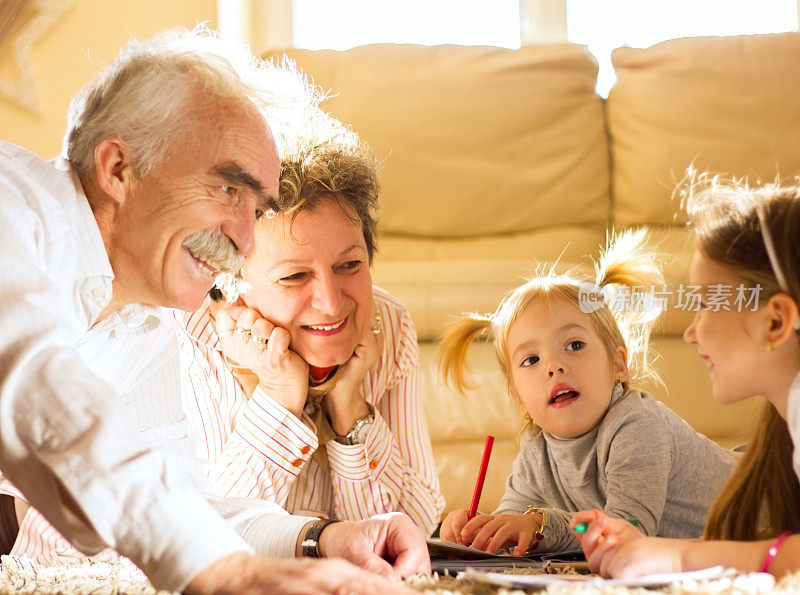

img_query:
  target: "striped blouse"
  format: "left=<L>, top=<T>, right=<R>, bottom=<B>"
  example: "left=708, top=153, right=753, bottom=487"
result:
left=180, top=286, right=444, bottom=535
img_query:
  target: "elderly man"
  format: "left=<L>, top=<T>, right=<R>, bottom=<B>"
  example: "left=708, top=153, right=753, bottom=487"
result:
left=0, top=28, right=427, bottom=594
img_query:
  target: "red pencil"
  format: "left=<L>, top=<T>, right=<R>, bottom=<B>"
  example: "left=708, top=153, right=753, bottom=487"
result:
left=468, top=435, right=494, bottom=520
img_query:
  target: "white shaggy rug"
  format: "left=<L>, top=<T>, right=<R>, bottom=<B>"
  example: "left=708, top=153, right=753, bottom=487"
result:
left=0, top=555, right=174, bottom=594
left=3, top=555, right=800, bottom=594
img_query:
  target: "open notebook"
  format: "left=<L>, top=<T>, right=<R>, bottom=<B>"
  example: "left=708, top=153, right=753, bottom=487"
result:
left=427, top=538, right=586, bottom=573
left=427, top=538, right=582, bottom=560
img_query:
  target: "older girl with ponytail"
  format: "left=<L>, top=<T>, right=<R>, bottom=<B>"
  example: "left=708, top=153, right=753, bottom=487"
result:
left=439, top=229, right=736, bottom=555
left=575, top=182, right=800, bottom=579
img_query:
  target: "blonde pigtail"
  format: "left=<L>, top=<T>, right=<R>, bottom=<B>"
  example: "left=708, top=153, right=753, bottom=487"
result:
left=438, top=314, right=495, bottom=394
left=594, top=228, right=666, bottom=387
left=595, top=228, right=664, bottom=290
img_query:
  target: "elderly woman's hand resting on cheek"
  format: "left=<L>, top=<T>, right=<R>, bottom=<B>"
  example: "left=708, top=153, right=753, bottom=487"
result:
left=215, top=303, right=309, bottom=419
left=324, top=307, right=384, bottom=436
left=572, top=509, right=687, bottom=578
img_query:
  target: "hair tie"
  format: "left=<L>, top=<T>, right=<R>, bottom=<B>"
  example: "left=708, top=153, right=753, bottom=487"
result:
left=578, top=281, right=608, bottom=314
left=488, top=316, right=499, bottom=332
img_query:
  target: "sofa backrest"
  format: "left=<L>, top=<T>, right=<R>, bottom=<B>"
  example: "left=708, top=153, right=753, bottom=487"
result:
left=608, top=32, right=800, bottom=228
left=270, top=44, right=609, bottom=241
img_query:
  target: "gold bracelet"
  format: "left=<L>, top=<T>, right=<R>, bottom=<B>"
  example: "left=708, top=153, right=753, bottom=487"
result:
left=524, top=505, right=546, bottom=543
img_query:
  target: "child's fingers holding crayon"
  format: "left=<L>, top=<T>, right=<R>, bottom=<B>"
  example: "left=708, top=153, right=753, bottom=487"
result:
left=484, top=523, right=527, bottom=556
left=573, top=510, right=610, bottom=561
left=573, top=511, right=645, bottom=575
left=440, top=509, right=470, bottom=544
left=570, top=509, right=600, bottom=535
left=483, top=514, right=539, bottom=557
left=459, top=514, right=496, bottom=548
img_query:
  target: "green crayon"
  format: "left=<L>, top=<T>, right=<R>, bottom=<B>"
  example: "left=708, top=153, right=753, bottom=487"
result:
left=573, top=516, right=639, bottom=534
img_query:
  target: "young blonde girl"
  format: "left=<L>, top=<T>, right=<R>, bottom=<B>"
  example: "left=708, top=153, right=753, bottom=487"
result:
left=575, top=182, right=800, bottom=579
left=439, top=230, right=737, bottom=555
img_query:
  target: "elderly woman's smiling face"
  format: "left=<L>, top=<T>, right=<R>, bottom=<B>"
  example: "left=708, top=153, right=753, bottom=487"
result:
left=241, top=198, right=373, bottom=367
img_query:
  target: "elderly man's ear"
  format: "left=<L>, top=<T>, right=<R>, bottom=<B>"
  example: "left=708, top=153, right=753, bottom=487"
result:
left=93, top=137, right=136, bottom=205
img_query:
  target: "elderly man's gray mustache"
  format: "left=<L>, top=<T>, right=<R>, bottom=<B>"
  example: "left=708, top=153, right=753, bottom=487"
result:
left=183, top=229, right=244, bottom=276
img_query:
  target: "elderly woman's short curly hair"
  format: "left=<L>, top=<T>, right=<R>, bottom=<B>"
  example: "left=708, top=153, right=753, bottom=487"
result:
left=210, top=110, right=380, bottom=302
left=271, top=110, right=381, bottom=262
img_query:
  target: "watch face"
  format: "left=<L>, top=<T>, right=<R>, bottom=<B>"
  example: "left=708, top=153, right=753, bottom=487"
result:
left=352, top=418, right=374, bottom=444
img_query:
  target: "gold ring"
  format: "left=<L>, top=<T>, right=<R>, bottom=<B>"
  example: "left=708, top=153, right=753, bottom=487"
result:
left=234, top=326, right=251, bottom=338
left=249, top=335, right=268, bottom=344
left=370, top=311, right=382, bottom=335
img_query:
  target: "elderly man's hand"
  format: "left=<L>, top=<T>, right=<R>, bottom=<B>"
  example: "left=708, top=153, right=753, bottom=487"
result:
left=320, top=513, right=431, bottom=579
left=186, top=551, right=417, bottom=594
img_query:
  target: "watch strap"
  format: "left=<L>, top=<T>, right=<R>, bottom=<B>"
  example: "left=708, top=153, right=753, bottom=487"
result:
left=301, top=518, right=339, bottom=558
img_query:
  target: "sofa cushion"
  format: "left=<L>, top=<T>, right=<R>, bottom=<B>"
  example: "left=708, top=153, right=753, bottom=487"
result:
left=267, top=44, right=610, bottom=239
left=418, top=341, right=520, bottom=515
left=609, top=32, right=800, bottom=227
left=373, top=226, right=603, bottom=340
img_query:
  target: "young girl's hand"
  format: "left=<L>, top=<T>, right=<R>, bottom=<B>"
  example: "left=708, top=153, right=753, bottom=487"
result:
left=462, top=513, right=541, bottom=556
left=572, top=510, right=680, bottom=577
left=440, top=509, right=470, bottom=544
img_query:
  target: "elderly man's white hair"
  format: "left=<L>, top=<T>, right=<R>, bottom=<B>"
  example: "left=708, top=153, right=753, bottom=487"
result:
left=64, top=25, right=320, bottom=178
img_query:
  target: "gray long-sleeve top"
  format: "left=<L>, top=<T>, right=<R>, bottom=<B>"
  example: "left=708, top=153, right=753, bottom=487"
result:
left=493, top=387, right=739, bottom=553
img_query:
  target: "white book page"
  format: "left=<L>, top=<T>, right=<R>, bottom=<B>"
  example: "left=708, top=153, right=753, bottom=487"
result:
left=465, top=565, right=735, bottom=588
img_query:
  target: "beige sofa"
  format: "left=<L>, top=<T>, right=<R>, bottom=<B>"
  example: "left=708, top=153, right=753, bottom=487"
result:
left=267, top=32, right=800, bottom=519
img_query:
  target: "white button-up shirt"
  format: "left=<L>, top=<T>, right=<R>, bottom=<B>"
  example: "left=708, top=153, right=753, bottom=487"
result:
left=0, top=142, right=309, bottom=590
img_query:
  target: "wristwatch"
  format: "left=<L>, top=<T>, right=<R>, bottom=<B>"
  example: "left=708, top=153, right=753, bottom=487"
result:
left=301, top=518, right=339, bottom=557
left=333, top=413, right=374, bottom=445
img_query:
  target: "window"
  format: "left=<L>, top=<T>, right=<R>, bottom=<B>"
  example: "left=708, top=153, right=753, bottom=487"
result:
left=292, top=0, right=520, bottom=50
left=224, top=0, right=800, bottom=95
left=567, top=0, right=799, bottom=95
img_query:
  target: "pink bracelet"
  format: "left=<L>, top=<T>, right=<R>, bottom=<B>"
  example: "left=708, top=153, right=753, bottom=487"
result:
left=761, top=531, right=792, bottom=573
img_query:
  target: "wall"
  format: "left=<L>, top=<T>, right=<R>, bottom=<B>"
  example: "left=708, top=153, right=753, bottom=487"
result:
left=0, top=0, right=216, bottom=159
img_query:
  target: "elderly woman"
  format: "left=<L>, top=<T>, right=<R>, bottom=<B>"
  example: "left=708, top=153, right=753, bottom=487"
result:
left=180, top=117, right=444, bottom=534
